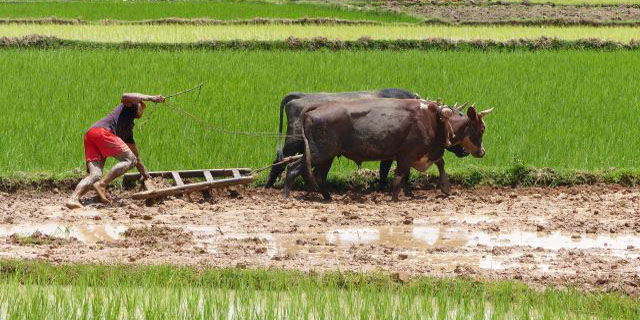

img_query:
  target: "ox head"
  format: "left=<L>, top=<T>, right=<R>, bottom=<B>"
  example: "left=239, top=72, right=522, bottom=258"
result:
left=452, top=103, right=493, bottom=158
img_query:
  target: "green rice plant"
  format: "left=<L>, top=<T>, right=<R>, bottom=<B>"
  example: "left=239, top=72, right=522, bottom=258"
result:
left=2, top=24, right=640, bottom=42
left=1, top=48, right=640, bottom=182
left=0, top=0, right=419, bottom=23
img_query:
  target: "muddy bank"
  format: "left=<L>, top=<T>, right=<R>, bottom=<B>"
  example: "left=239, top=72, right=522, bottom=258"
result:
left=382, top=2, right=640, bottom=24
left=1, top=185, right=640, bottom=295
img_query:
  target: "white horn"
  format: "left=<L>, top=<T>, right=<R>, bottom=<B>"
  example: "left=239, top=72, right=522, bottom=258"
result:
left=456, top=102, right=468, bottom=112
left=479, top=108, right=494, bottom=117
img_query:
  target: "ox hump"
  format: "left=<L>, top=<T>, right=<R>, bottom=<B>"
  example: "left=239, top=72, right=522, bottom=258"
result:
left=419, top=100, right=439, bottom=113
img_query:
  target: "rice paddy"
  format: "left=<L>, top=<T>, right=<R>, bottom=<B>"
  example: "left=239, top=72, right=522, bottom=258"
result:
left=2, top=24, right=640, bottom=42
left=2, top=1, right=640, bottom=317
left=0, top=0, right=418, bottom=23
left=1, top=48, right=640, bottom=179
left=0, top=260, right=637, bottom=320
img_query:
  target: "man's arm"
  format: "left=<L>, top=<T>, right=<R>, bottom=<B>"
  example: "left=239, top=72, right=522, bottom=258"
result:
left=121, top=93, right=165, bottom=107
left=127, top=143, right=150, bottom=180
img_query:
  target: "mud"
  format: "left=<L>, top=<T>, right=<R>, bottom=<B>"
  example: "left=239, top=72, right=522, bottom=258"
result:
left=382, top=3, right=640, bottom=24
left=1, top=184, right=640, bottom=294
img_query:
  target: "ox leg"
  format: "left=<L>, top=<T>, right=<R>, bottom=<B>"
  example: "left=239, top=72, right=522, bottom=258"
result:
left=266, top=140, right=301, bottom=188
left=284, top=159, right=304, bottom=199
left=265, top=158, right=285, bottom=188
left=392, top=161, right=411, bottom=202
left=379, top=160, right=392, bottom=191
left=315, top=159, right=334, bottom=201
left=402, top=170, right=414, bottom=198
left=436, top=159, right=451, bottom=196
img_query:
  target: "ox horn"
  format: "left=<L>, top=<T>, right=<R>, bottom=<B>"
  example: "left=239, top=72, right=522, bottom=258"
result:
left=456, top=102, right=468, bottom=112
left=479, top=108, right=494, bottom=118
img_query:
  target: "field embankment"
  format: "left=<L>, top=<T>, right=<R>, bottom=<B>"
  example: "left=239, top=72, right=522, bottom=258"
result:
left=2, top=24, right=640, bottom=42
left=484, top=0, right=640, bottom=4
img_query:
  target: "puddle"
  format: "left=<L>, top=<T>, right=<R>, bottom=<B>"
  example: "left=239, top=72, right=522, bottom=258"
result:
left=186, top=225, right=279, bottom=257
left=415, top=215, right=498, bottom=225
left=316, top=225, right=640, bottom=271
left=0, top=223, right=126, bottom=243
left=326, top=228, right=381, bottom=246
left=2, top=222, right=639, bottom=272
left=461, top=229, right=640, bottom=251
left=326, top=225, right=640, bottom=253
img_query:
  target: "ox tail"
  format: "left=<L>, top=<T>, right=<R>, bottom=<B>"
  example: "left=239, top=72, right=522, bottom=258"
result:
left=300, top=106, right=320, bottom=191
left=277, top=92, right=305, bottom=160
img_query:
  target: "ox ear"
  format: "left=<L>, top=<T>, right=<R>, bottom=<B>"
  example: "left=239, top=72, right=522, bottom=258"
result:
left=467, top=106, right=478, bottom=120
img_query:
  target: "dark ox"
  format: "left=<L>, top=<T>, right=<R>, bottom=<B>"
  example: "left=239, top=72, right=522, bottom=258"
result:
left=266, top=89, right=468, bottom=194
left=284, top=98, right=493, bottom=201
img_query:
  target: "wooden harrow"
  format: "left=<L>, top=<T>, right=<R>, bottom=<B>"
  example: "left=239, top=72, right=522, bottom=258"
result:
left=123, top=168, right=254, bottom=201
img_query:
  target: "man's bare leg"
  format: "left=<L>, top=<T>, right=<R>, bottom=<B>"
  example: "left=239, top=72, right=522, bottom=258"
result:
left=93, top=151, right=137, bottom=204
left=66, top=161, right=104, bottom=209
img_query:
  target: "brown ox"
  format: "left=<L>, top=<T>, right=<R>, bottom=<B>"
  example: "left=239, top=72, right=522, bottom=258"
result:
left=283, top=98, right=492, bottom=201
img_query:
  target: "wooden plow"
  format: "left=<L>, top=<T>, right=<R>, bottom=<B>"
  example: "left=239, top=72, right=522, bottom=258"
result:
left=123, top=168, right=254, bottom=201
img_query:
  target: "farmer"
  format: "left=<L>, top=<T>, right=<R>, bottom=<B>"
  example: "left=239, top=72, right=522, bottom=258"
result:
left=65, top=93, right=165, bottom=209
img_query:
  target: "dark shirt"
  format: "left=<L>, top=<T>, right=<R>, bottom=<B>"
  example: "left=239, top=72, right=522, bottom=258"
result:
left=90, top=103, right=138, bottom=144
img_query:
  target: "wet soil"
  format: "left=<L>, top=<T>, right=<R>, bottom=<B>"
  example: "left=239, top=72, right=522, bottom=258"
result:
left=1, top=184, right=640, bottom=295
left=381, top=2, right=640, bottom=24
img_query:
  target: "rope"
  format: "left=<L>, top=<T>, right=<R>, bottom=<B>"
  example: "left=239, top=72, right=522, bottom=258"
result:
left=137, top=82, right=303, bottom=139
left=165, top=83, right=205, bottom=99
left=166, top=101, right=303, bottom=139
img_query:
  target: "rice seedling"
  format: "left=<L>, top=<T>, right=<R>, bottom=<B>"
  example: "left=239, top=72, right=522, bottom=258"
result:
left=0, top=260, right=637, bottom=320
left=1, top=24, right=640, bottom=42
left=0, top=0, right=419, bottom=23
left=1, top=48, right=639, bottom=180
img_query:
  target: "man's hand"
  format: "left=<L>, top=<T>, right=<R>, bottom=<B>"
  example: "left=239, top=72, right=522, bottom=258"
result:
left=150, top=95, right=165, bottom=103
left=122, top=93, right=165, bottom=106
left=127, top=143, right=151, bottom=182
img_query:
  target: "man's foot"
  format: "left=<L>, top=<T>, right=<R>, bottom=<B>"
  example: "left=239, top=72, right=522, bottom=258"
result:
left=93, top=181, right=111, bottom=204
left=65, top=199, right=83, bottom=209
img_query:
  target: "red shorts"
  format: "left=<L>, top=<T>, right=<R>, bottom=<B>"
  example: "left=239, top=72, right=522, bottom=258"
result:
left=84, top=127, right=130, bottom=165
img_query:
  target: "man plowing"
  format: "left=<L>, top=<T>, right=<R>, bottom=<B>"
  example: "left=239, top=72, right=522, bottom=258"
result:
left=65, top=93, right=165, bottom=209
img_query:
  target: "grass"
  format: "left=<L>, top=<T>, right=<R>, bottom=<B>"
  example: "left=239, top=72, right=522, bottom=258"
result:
left=1, top=48, right=640, bottom=181
left=2, top=24, right=640, bottom=42
left=0, top=0, right=419, bottom=23
left=0, top=260, right=638, bottom=319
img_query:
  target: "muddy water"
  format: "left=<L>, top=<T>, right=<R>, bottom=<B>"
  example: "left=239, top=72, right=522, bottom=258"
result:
left=3, top=222, right=639, bottom=271
left=308, top=225, right=640, bottom=253
left=0, top=223, right=127, bottom=243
